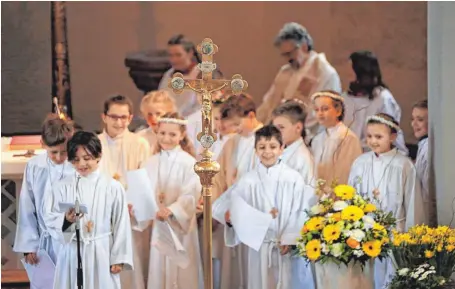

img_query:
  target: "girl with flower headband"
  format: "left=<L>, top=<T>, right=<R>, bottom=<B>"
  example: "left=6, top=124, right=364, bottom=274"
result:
left=342, top=50, right=408, bottom=155
left=348, top=113, right=426, bottom=289
left=310, top=90, right=362, bottom=185
left=141, top=112, right=203, bottom=289
left=137, top=90, right=177, bottom=155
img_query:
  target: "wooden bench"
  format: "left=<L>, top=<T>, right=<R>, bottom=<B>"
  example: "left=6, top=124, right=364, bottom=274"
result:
left=1, top=269, right=29, bottom=288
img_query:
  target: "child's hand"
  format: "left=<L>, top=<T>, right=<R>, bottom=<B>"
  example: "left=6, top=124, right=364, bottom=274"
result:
left=157, top=208, right=173, bottom=221
left=24, top=252, right=39, bottom=265
left=127, top=204, right=134, bottom=218
left=65, top=208, right=83, bottom=223
left=110, top=264, right=123, bottom=274
left=224, top=210, right=231, bottom=224
left=196, top=198, right=204, bottom=215
left=279, top=245, right=290, bottom=255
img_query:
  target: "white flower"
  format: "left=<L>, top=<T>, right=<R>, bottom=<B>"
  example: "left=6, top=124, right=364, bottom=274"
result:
left=310, top=205, right=323, bottom=215
left=353, top=250, right=364, bottom=257
left=351, top=229, right=366, bottom=242
left=331, top=243, right=343, bottom=257
left=321, top=243, right=330, bottom=254
left=398, top=268, right=409, bottom=276
left=353, top=221, right=361, bottom=228
left=362, top=215, right=375, bottom=230
left=333, top=201, right=348, bottom=211
left=419, top=271, right=431, bottom=281
left=429, top=266, right=435, bottom=271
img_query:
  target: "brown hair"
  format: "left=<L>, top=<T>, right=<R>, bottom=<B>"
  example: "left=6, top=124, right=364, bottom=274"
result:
left=220, top=93, right=256, bottom=120
left=41, top=113, right=75, bottom=147
left=272, top=99, right=307, bottom=139
left=103, top=95, right=133, bottom=115
left=413, top=99, right=428, bottom=110
left=140, top=90, right=177, bottom=115
left=155, top=112, right=196, bottom=157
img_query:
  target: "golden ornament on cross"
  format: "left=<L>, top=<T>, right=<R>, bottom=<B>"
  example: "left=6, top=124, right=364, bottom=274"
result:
left=168, top=38, right=248, bottom=289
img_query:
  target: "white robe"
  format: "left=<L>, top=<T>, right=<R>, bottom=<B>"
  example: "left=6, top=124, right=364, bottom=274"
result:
left=43, top=170, right=133, bottom=289
left=311, top=122, right=362, bottom=185
left=137, top=127, right=158, bottom=155
left=14, top=153, right=75, bottom=266
left=98, top=129, right=150, bottom=289
left=348, top=149, right=426, bottom=289
left=416, top=137, right=434, bottom=225
left=145, top=146, right=203, bottom=289
left=342, top=88, right=408, bottom=155
left=225, top=162, right=309, bottom=289
left=186, top=110, right=203, bottom=159
left=159, top=66, right=201, bottom=118
left=256, top=51, right=341, bottom=139
left=280, top=138, right=316, bottom=289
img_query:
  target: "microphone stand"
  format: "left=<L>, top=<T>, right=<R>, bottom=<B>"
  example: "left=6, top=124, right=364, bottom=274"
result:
left=75, top=177, right=83, bottom=289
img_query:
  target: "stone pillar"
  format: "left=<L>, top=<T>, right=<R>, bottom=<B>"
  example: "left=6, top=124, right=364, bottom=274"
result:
left=428, top=2, right=455, bottom=226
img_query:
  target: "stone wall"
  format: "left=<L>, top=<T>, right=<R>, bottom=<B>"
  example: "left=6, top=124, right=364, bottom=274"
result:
left=1, top=2, right=427, bottom=143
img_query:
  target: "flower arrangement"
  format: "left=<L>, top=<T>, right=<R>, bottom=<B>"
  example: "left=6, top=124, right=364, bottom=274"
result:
left=392, top=225, right=455, bottom=280
left=296, top=181, right=396, bottom=267
left=389, top=264, right=447, bottom=289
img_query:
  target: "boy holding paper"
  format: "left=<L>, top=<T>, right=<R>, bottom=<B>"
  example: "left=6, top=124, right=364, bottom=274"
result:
left=224, top=125, right=309, bottom=289
left=43, top=131, right=133, bottom=289
left=14, top=114, right=75, bottom=286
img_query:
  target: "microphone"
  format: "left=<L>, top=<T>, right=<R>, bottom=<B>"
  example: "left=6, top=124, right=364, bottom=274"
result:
left=75, top=176, right=81, bottom=229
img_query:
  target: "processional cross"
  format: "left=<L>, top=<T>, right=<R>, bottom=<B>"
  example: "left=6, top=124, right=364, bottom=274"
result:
left=169, top=38, right=248, bottom=289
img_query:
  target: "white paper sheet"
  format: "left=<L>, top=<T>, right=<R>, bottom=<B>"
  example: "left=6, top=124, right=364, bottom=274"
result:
left=21, top=249, right=55, bottom=289
left=58, top=202, right=88, bottom=214
left=230, top=195, right=273, bottom=251
left=126, top=168, right=158, bottom=223
left=152, top=221, right=189, bottom=269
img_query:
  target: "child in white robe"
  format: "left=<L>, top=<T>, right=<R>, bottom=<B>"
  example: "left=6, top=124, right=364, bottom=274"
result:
left=342, top=50, right=408, bottom=155
left=43, top=131, right=133, bottom=289
left=411, top=100, right=434, bottom=224
left=137, top=90, right=177, bottom=154
left=212, top=93, right=264, bottom=289
left=310, top=90, right=362, bottom=185
left=14, top=114, right=75, bottom=283
left=98, top=95, right=150, bottom=289
left=142, top=112, right=202, bottom=289
left=224, top=125, right=308, bottom=289
left=271, top=100, right=315, bottom=289
left=348, top=113, right=426, bottom=289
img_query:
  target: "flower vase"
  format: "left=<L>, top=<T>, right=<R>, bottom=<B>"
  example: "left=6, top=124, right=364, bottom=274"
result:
left=314, top=260, right=374, bottom=289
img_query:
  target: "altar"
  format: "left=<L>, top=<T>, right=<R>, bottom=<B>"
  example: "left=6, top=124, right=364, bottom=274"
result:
left=1, top=137, right=45, bottom=269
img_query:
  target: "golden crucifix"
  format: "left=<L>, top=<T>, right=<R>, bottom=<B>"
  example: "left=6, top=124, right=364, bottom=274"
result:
left=169, top=38, right=248, bottom=289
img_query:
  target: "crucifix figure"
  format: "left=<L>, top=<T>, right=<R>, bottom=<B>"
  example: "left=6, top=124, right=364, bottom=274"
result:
left=169, top=38, right=248, bottom=289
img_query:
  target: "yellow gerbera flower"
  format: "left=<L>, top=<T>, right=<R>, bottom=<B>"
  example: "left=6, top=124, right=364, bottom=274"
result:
left=446, top=244, right=455, bottom=252
left=341, top=206, right=365, bottom=222
left=363, top=203, right=377, bottom=213
left=333, top=185, right=356, bottom=200
left=323, top=224, right=341, bottom=243
left=305, top=239, right=321, bottom=261
left=421, top=235, right=432, bottom=244
left=306, top=217, right=325, bottom=232
left=362, top=240, right=382, bottom=257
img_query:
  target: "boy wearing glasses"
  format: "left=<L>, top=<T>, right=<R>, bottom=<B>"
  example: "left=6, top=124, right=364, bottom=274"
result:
left=98, top=95, right=150, bottom=289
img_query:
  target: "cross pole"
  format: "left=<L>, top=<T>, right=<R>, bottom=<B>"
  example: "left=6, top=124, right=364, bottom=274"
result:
left=169, top=38, right=248, bottom=289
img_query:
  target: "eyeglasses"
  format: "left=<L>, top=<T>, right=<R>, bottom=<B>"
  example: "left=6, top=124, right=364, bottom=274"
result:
left=280, top=46, right=299, bottom=58
left=106, top=114, right=130, bottom=122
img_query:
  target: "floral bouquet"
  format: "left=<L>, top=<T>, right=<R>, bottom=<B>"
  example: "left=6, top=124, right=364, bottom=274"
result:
left=389, top=264, right=447, bottom=289
left=296, top=181, right=396, bottom=267
left=392, top=225, right=455, bottom=280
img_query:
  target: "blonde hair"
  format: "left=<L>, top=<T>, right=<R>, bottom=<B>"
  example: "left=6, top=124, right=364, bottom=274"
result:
left=154, top=112, right=196, bottom=157
left=140, top=90, right=177, bottom=115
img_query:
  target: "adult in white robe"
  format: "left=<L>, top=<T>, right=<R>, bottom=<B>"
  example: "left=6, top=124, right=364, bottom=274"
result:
left=225, top=162, right=309, bottom=289
left=98, top=129, right=150, bottom=289
left=415, top=136, right=434, bottom=224
left=144, top=146, right=203, bottom=289
left=186, top=109, right=203, bottom=158
left=159, top=66, right=200, bottom=118
left=43, top=170, right=133, bottom=289
left=279, top=138, right=316, bottom=289
left=14, top=153, right=75, bottom=264
left=256, top=23, right=341, bottom=140
left=343, top=87, right=408, bottom=155
left=348, top=148, right=426, bottom=289
left=311, top=122, right=362, bottom=185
